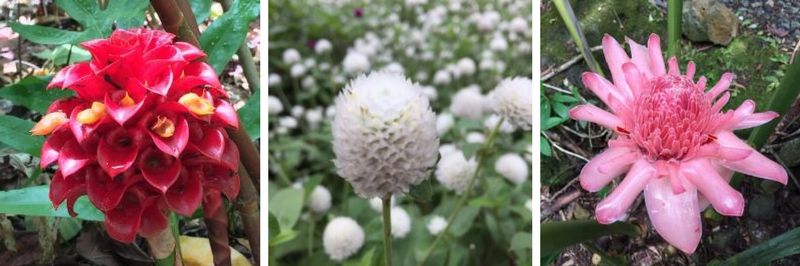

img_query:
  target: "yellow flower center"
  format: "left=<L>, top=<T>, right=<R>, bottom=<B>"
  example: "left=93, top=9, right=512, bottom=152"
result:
left=150, top=115, right=176, bottom=138
left=77, top=102, right=106, bottom=125
left=30, top=111, right=67, bottom=135
left=178, top=92, right=215, bottom=116
left=120, top=92, right=136, bottom=107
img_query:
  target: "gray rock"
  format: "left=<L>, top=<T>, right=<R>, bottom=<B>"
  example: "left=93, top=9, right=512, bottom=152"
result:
left=682, top=0, right=739, bottom=45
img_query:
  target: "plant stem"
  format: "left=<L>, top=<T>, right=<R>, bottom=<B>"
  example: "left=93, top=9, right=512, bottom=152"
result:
left=148, top=218, right=179, bottom=266
left=203, top=192, right=232, bottom=266
left=382, top=196, right=393, bottom=266
left=220, top=0, right=261, bottom=95
left=235, top=165, right=261, bottom=263
left=667, top=0, right=682, bottom=58
left=418, top=118, right=505, bottom=266
left=553, top=0, right=604, bottom=77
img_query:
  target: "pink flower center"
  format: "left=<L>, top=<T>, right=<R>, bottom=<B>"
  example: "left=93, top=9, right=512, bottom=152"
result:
left=628, top=75, right=719, bottom=161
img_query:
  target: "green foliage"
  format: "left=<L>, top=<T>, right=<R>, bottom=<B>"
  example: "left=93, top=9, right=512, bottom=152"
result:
left=268, top=188, right=304, bottom=232
left=0, top=75, right=73, bottom=113
left=200, top=0, right=260, bottom=73
left=0, top=185, right=104, bottom=221
left=190, top=0, right=213, bottom=23
left=10, top=0, right=149, bottom=45
left=714, top=227, right=800, bottom=265
left=0, top=115, right=44, bottom=156
left=237, top=89, right=260, bottom=139
left=541, top=219, right=639, bottom=255
left=33, top=44, right=92, bottom=66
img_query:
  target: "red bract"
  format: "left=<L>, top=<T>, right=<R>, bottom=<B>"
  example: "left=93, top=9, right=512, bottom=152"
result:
left=35, top=28, right=240, bottom=243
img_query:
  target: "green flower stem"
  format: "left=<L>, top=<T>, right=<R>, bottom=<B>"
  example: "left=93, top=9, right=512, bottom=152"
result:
left=383, top=196, right=393, bottom=266
left=553, top=0, right=604, bottom=76
left=667, top=0, right=683, bottom=58
left=418, top=117, right=505, bottom=266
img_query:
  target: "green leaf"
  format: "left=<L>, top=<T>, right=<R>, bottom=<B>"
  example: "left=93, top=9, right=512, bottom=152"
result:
left=0, top=75, right=73, bottom=113
left=716, top=227, right=800, bottom=265
left=191, top=0, right=213, bottom=23
left=0, top=185, right=104, bottom=221
left=103, top=0, right=149, bottom=29
left=541, top=220, right=639, bottom=255
left=510, top=232, right=532, bottom=251
left=200, top=0, right=260, bottom=73
left=344, top=247, right=375, bottom=266
left=237, top=90, right=260, bottom=139
left=541, top=137, right=552, bottom=156
left=33, top=44, right=92, bottom=66
left=58, top=218, right=82, bottom=242
left=449, top=206, right=480, bottom=237
left=268, top=188, right=304, bottom=230
left=8, top=23, right=88, bottom=45
left=0, top=115, right=44, bottom=156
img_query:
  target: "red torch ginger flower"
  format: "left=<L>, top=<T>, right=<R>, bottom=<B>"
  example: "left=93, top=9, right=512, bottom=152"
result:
left=570, top=34, right=787, bottom=253
left=34, top=28, right=240, bottom=243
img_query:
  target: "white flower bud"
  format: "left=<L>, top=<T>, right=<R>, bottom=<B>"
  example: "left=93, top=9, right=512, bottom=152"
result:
left=290, top=64, right=306, bottom=78
left=456, top=57, right=476, bottom=76
left=391, top=207, right=411, bottom=239
left=332, top=72, right=439, bottom=198
left=369, top=196, right=396, bottom=213
left=484, top=114, right=515, bottom=133
left=268, top=73, right=282, bottom=87
left=433, top=70, right=451, bottom=85
left=490, top=77, right=532, bottom=129
left=343, top=51, right=371, bottom=74
left=495, top=153, right=528, bottom=185
left=323, top=217, right=365, bottom=261
left=283, top=48, right=301, bottom=64
left=436, top=113, right=454, bottom=136
left=268, top=95, right=283, bottom=115
left=427, top=215, right=447, bottom=235
left=466, top=132, right=485, bottom=144
left=308, top=185, right=332, bottom=214
left=315, top=39, right=333, bottom=54
left=450, top=86, right=485, bottom=120
left=435, top=149, right=477, bottom=193
left=291, top=105, right=305, bottom=118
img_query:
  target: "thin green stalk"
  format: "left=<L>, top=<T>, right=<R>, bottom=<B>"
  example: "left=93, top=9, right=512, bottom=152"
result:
left=383, top=197, right=393, bottom=266
left=553, top=0, right=604, bottom=76
left=308, top=213, right=315, bottom=256
left=219, top=0, right=260, bottom=94
left=667, top=0, right=682, bottom=58
left=418, top=118, right=505, bottom=266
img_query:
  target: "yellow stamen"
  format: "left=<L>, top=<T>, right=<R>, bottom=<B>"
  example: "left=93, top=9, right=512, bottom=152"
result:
left=30, top=111, right=67, bottom=136
left=150, top=116, right=175, bottom=138
left=178, top=93, right=215, bottom=116
left=77, top=102, right=106, bottom=125
left=120, top=92, right=135, bottom=107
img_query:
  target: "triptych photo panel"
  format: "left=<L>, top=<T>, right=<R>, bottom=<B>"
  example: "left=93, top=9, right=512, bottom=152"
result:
left=2, top=0, right=800, bottom=265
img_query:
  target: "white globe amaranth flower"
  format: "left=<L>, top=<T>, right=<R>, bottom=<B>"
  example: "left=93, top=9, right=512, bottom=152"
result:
left=490, top=77, right=532, bottom=129
left=484, top=114, right=515, bottom=133
left=509, top=17, right=529, bottom=34
left=268, top=95, right=283, bottom=114
left=450, top=86, right=485, bottom=120
left=456, top=57, right=476, bottom=76
left=369, top=196, right=396, bottom=213
left=435, top=150, right=477, bottom=193
left=291, top=105, right=305, bottom=118
left=421, top=85, right=437, bottom=101
left=495, top=153, right=529, bottom=185
left=305, top=107, right=324, bottom=128
left=405, top=0, right=427, bottom=7
left=283, top=48, right=301, bottom=64
left=489, top=35, right=508, bottom=51
left=391, top=207, right=411, bottom=239
left=323, top=217, right=365, bottom=261
left=308, top=185, right=332, bottom=214
left=315, top=39, right=333, bottom=54
left=279, top=116, right=298, bottom=129
left=466, top=132, right=485, bottom=144
left=302, top=76, right=316, bottom=88
left=427, top=215, right=447, bottom=235
left=343, top=51, right=371, bottom=74
left=325, top=105, right=336, bottom=119
left=332, top=72, right=439, bottom=198
left=433, top=69, right=451, bottom=85
left=439, top=144, right=457, bottom=157
left=436, top=113, right=454, bottom=136
left=525, top=199, right=532, bottom=212
left=268, top=73, right=282, bottom=87
left=290, top=64, right=306, bottom=78
left=382, top=62, right=405, bottom=74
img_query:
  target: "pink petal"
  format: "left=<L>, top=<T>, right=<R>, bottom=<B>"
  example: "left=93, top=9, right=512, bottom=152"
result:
left=138, top=148, right=183, bottom=193
left=86, top=167, right=141, bottom=211
left=148, top=115, right=190, bottom=158
left=220, top=138, right=240, bottom=171
left=644, top=177, right=702, bottom=254
left=595, top=159, right=655, bottom=224
left=104, top=190, right=147, bottom=243
left=568, top=104, right=623, bottom=130
left=166, top=170, right=203, bottom=216
left=601, top=34, right=631, bottom=92
left=138, top=202, right=168, bottom=238
left=97, top=127, right=141, bottom=177
left=58, top=139, right=93, bottom=177
left=667, top=57, right=679, bottom=75
left=49, top=170, right=86, bottom=209
left=621, top=62, right=644, bottom=98
left=212, top=99, right=239, bottom=129
left=202, top=164, right=240, bottom=200
left=735, top=111, right=779, bottom=130
left=104, top=91, right=152, bottom=126
left=685, top=61, right=696, bottom=80
left=41, top=128, right=73, bottom=168
left=581, top=72, right=627, bottom=112
left=696, top=76, right=707, bottom=89
left=189, top=125, right=226, bottom=159
left=706, top=72, right=733, bottom=100
left=646, top=34, right=666, bottom=76
left=579, top=147, right=639, bottom=192
left=714, top=131, right=788, bottom=184
left=682, top=159, right=744, bottom=216
left=625, top=37, right=653, bottom=79
left=175, top=42, right=206, bottom=61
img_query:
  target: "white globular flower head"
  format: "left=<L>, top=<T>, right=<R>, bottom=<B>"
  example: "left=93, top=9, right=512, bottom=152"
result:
left=315, top=39, right=333, bottom=54
left=456, top=57, right=476, bottom=76
left=305, top=107, right=324, bottom=128
left=343, top=51, right=371, bottom=74
left=332, top=72, right=439, bottom=199
left=308, top=185, right=332, bottom=214
left=484, top=114, right=515, bottom=133
left=509, top=17, right=529, bottom=34
left=290, top=64, right=306, bottom=78
left=450, top=86, right=485, bottom=120
left=369, top=196, right=396, bottom=213
left=279, top=116, right=298, bottom=129
left=495, top=153, right=529, bottom=185
left=390, top=207, right=411, bottom=239
left=436, top=112, right=454, bottom=136
left=466, top=132, right=485, bottom=144
left=439, top=144, right=457, bottom=157
left=433, top=69, right=451, bottom=85
left=268, top=73, right=282, bottom=87
left=490, top=77, right=533, bottom=129
left=283, top=48, right=301, bottom=64
left=435, top=149, right=477, bottom=193
left=268, top=95, right=283, bottom=114
left=489, top=35, right=508, bottom=51
left=421, top=85, right=438, bottom=101
left=323, top=217, right=365, bottom=262
left=427, top=215, right=448, bottom=235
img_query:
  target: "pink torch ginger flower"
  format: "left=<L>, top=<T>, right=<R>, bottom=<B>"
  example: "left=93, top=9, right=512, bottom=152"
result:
left=34, top=28, right=240, bottom=243
left=570, top=34, right=788, bottom=253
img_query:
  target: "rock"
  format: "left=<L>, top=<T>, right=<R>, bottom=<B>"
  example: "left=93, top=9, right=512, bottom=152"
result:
left=682, top=0, right=739, bottom=45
